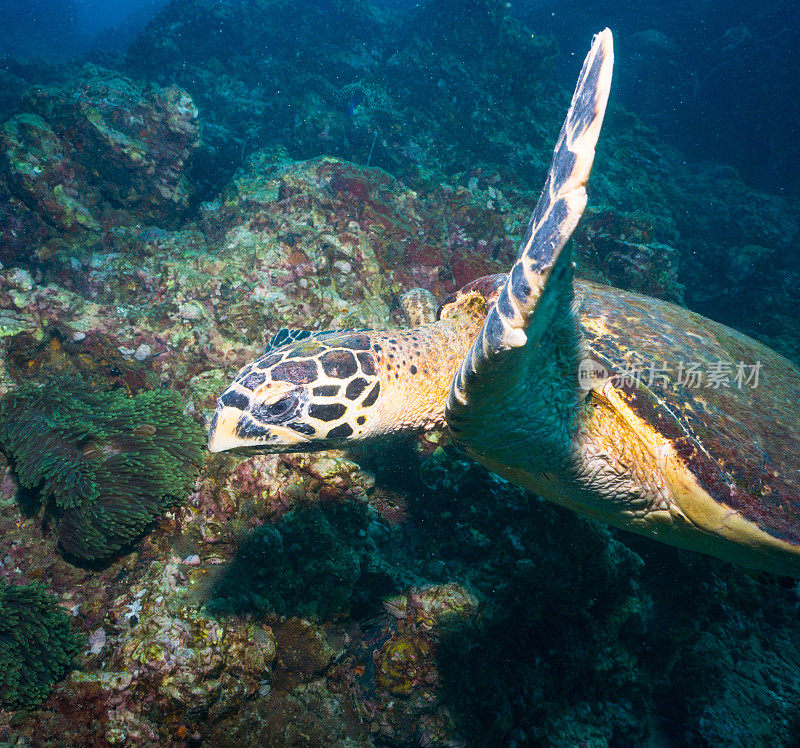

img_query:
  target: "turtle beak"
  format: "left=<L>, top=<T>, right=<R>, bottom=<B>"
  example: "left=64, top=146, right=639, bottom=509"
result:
left=207, top=406, right=243, bottom=453
left=208, top=404, right=313, bottom=454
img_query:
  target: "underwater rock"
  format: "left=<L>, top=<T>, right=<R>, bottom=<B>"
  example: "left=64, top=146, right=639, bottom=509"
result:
left=0, top=66, right=199, bottom=264
left=204, top=676, right=370, bottom=747
left=127, top=0, right=386, bottom=192
left=382, top=583, right=479, bottom=627
left=329, top=582, right=479, bottom=745
left=576, top=207, right=685, bottom=304
left=374, top=585, right=479, bottom=701
left=384, top=0, right=561, bottom=178
left=374, top=632, right=435, bottom=696
left=128, top=0, right=383, bottom=85
left=122, top=0, right=800, bottom=364
left=125, top=0, right=560, bottom=189
left=672, top=165, right=800, bottom=361
left=407, top=448, right=653, bottom=745
left=0, top=161, right=65, bottom=269
left=0, top=67, right=28, bottom=121
left=0, top=113, right=99, bottom=233
left=1, top=325, right=150, bottom=395
left=212, top=154, right=453, bottom=300
left=24, top=66, right=200, bottom=220
left=114, top=599, right=275, bottom=715
left=207, top=154, right=521, bottom=304
left=220, top=449, right=375, bottom=523
left=31, top=555, right=281, bottom=743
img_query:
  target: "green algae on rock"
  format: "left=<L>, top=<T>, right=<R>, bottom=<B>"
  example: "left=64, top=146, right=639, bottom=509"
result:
left=0, top=579, right=84, bottom=709
left=0, top=377, right=206, bottom=560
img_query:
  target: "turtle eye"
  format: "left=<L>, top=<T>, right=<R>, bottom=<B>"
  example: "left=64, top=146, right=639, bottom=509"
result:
left=253, top=393, right=299, bottom=421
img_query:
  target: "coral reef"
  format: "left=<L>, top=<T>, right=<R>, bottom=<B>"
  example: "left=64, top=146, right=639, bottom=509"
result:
left=404, top=448, right=651, bottom=744
left=0, top=65, right=199, bottom=266
left=126, top=0, right=562, bottom=190
left=118, top=0, right=800, bottom=361
left=0, top=579, right=84, bottom=709
left=0, top=0, right=799, bottom=744
left=0, top=377, right=206, bottom=559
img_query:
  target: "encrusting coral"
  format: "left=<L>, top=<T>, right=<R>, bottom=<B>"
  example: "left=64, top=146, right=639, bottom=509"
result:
left=0, top=579, right=84, bottom=709
left=0, top=377, right=206, bottom=560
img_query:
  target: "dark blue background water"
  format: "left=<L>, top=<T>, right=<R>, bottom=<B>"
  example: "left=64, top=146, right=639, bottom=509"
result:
left=1, top=0, right=798, bottom=196
left=0, top=0, right=169, bottom=60
left=525, top=0, right=800, bottom=197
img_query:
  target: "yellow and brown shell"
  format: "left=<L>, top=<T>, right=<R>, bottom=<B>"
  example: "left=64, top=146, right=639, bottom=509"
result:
left=579, top=279, right=800, bottom=547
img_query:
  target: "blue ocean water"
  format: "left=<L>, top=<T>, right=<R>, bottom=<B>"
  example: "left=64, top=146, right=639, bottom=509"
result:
left=2, top=0, right=798, bottom=194
left=525, top=0, right=800, bottom=197
left=0, top=1, right=799, bottom=745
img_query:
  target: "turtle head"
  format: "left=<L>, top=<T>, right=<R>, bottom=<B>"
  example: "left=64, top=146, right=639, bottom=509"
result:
left=209, top=288, right=495, bottom=455
left=208, top=333, right=383, bottom=454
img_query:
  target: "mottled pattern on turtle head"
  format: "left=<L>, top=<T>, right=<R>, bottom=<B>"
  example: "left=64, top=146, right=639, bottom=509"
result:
left=208, top=331, right=382, bottom=452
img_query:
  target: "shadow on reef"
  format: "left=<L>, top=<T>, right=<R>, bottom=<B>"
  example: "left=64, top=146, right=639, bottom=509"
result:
left=401, top=448, right=649, bottom=744
left=358, top=445, right=800, bottom=746
left=205, top=501, right=401, bottom=621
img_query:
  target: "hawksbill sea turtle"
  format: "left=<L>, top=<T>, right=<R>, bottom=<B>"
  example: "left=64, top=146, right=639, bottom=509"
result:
left=208, top=30, right=800, bottom=577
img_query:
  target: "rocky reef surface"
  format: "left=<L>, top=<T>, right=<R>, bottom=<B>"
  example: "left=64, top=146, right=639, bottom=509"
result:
left=1, top=0, right=800, bottom=745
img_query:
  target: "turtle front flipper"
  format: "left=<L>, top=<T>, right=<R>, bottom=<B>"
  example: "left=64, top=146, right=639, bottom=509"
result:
left=446, top=29, right=613, bottom=473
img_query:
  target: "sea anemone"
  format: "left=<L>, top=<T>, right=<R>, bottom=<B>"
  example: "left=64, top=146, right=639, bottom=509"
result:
left=0, top=377, right=206, bottom=560
left=0, top=579, right=84, bottom=709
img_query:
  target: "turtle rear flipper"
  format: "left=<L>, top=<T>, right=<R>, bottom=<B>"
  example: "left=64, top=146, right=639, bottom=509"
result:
left=446, top=29, right=613, bottom=471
